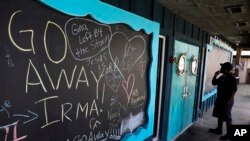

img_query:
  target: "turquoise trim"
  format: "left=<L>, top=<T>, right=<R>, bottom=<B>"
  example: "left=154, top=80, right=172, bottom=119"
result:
left=202, top=88, right=217, bottom=101
left=215, top=42, right=234, bottom=53
left=211, top=37, right=234, bottom=52
left=201, top=44, right=212, bottom=102
left=210, top=42, right=234, bottom=53
left=39, top=0, right=160, bottom=140
left=39, top=0, right=156, bottom=34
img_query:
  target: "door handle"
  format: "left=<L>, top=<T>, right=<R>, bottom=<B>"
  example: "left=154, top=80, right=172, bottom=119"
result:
left=183, top=93, right=190, bottom=98
left=182, top=86, right=190, bottom=98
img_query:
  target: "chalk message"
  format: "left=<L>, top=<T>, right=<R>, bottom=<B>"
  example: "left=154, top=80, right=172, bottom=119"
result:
left=0, top=0, right=151, bottom=140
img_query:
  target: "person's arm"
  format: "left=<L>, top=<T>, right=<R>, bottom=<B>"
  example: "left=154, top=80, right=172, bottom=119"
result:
left=212, top=70, right=220, bottom=85
left=226, top=91, right=236, bottom=105
left=226, top=77, right=237, bottom=105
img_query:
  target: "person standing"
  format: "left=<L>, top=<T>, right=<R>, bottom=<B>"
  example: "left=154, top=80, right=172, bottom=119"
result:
left=209, top=62, right=237, bottom=140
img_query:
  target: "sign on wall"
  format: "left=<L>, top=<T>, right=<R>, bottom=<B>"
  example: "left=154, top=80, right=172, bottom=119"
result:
left=204, top=46, right=232, bottom=93
left=0, top=0, right=159, bottom=140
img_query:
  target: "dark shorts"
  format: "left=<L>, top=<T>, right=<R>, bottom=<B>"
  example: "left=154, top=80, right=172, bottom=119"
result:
left=212, top=100, right=234, bottom=122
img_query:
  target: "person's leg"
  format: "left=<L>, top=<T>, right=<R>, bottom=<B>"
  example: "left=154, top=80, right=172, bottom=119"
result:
left=218, top=118, right=223, bottom=130
left=220, top=107, right=233, bottom=140
left=226, top=121, right=232, bottom=133
left=219, top=121, right=231, bottom=140
left=209, top=118, right=223, bottom=135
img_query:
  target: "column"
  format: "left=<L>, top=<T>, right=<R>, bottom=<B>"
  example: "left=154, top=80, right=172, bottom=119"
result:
left=235, top=47, right=242, bottom=78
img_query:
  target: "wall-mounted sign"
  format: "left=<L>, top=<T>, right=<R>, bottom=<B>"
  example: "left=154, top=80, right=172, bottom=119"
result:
left=177, top=54, right=186, bottom=75
left=190, top=56, right=198, bottom=75
left=210, top=36, right=231, bottom=49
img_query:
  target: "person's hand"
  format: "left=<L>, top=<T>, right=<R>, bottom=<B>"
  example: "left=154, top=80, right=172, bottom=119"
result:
left=214, top=70, right=220, bottom=76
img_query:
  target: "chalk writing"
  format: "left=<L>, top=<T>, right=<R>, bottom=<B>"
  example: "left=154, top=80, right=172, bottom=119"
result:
left=139, top=61, right=146, bottom=78
left=0, top=100, right=38, bottom=125
left=12, top=110, right=38, bottom=124
left=0, top=122, right=27, bottom=141
left=101, top=84, right=105, bottom=104
left=1, top=4, right=150, bottom=140
left=105, top=59, right=123, bottom=92
left=8, top=10, right=35, bottom=54
left=67, top=129, right=121, bottom=141
left=3, top=100, right=11, bottom=108
left=35, top=96, right=100, bottom=128
left=106, top=32, right=146, bottom=94
left=26, top=59, right=47, bottom=93
left=89, top=118, right=101, bottom=130
left=4, top=47, right=15, bottom=67
left=122, top=74, right=135, bottom=105
left=34, top=96, right=60, bottom=128
left=91, top=70, right=104, bottom=100
left=26, top=62, right=97, bottom=94
left=0, top=100, right=38, bottom=141
left=44, top=21, right=67, bottom=64
left=129, top=89, right=146, bottom=108
left=0, top=101, right=11, bottom=118
left=87, top=52, right=107, bottom=66
left=109, top=129, right=121, bottom=140
left=65, top=18, right=112, bottom=61
left=109, top=32, right=146, bottom=73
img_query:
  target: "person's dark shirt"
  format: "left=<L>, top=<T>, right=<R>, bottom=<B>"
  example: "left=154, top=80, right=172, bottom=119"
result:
left=212, top=73, right=237, bottom=104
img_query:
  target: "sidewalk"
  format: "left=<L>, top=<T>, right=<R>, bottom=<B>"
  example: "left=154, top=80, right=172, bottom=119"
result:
left=175, top=84, right=250, bottom=141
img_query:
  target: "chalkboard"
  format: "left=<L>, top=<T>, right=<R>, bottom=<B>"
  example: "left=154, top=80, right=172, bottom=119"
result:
left=0, top=0, right=155, bottom=141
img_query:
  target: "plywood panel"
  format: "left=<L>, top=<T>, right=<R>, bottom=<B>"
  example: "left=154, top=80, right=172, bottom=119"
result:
left=204, top=46, right=231, bottom=92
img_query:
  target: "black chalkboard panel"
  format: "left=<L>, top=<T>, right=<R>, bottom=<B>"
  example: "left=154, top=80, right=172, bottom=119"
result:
left=0, top=0, right=151, bottom=140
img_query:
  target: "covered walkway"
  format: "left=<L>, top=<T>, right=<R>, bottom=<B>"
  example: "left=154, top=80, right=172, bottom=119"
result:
left=176, top=84, right=250, bottom=141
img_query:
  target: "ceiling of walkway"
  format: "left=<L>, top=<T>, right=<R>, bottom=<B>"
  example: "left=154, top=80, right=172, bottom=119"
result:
left=159, top=0, right=250, bottom=49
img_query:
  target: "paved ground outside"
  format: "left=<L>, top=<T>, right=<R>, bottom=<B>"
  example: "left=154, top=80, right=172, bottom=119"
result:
left=175, top=84, right=250, bottom=141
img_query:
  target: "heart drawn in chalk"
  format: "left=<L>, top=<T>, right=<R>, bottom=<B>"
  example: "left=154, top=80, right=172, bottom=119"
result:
left=106, top=32, right=145, bottom=92
left=109, top=32, right=146, bottom=72
left=122, top=74, right=135, bottom=105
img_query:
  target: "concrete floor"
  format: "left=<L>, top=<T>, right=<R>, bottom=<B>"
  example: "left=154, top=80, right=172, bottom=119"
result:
left=175, top=84, right=250, bottom=141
